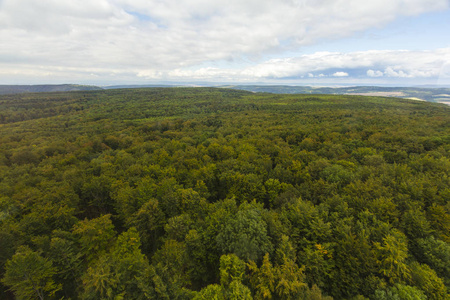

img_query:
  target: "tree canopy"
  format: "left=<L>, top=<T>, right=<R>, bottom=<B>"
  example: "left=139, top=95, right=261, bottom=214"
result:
left=0, top=87, right=449, bottom=299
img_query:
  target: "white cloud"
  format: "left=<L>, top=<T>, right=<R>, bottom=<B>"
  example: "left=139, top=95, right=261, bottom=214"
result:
left=0, top=0, right=448, bottom=83
left=333, top=72, right=349, bottom=77
left=367, top=70, right=384, bottom=77
left=237, top=48, right=450, bottom=80
left=134, top=48, right=449, bottom=83
left=384, top=67, right=410, bottom=78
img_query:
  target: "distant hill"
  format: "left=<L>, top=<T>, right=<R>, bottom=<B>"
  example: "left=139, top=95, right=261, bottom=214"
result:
left=103, top=84, right=178, bottom=89
left=224, top=85, right=450, bottom=105
left=4, top=84, right=450, bottom=105
left=0, top=84, right=102, bottom=95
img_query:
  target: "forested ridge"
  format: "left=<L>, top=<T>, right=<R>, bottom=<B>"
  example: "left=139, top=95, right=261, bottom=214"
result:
left=0, top=85, right=102, bottom=95
left=0, top=88, right=449, bottom=299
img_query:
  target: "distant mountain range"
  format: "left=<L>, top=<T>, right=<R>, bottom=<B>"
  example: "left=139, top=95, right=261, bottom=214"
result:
left=2, top=84, right=450, bottom=105
left=0, top=84, right=102, bottom=95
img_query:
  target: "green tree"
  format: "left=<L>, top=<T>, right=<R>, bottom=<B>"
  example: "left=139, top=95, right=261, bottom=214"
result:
left=199, top=198, right=239, bottom=284
left=426, top=205, right=450, bottom=243
left=373, top=283, right=426, bottom=300
left=375, top=231, right=410, bottom=284
left=196, top=254, right=251, bottom=300
left=220, top=253, right=246, bottom=287
left=400, top=207, right=432, bottom=241
left=247, top=254, right=275, bottom=299
left=274, top=256, right=307, bottom=300
left=331, top=224, right=378, bottom=298
left=280, top=198, right=332, bottom=251
left=110, top=227, right=151, bottom=299
left=247, top=250, right=307, bottom=300
left=409, top=261, right=447, bottom=300
left=226, top=280, right=253, bottom=300
left=2, top=246, right=61, bottom=300
left=128, top=198, right=165, bottom=255
left=216, top=203, right=273, bottom=261
left=81, top=255, right=118, bottom=300
left=81, top=228, right=152, bottom=299
left=48, top=231, right=83, bottom=299
left=303, top=243, right=334, bottom=290
left=415, top=236, right=450, bottom=286
left=72, top=214, right=116, bottom=262
left=151, top=239, right=192, bottom=298
left=194, top=284, right=225, bottom=300
left=303, top=284, right=333, bottom=300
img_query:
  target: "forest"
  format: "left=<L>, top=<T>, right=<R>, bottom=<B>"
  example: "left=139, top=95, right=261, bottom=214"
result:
left=0, top=87, right=449, bottom=299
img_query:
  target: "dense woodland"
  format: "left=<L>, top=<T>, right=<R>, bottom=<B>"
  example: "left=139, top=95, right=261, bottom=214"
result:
left=0, top=88, right=449, bottom=299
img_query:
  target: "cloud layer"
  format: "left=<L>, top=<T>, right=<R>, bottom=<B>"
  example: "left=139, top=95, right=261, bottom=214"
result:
left=135, top=48, right=450, bottom=83
left=0, top=0, right=449, bottom=83
left=241, top=49, right=450, bottom=78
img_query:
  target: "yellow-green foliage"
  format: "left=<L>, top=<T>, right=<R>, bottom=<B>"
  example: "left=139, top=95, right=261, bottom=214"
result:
left=1, top=88, right=449, bottom=299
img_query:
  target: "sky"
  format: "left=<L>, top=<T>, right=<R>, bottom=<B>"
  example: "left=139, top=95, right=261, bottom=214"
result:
left=0, top=0, right=449, bottom=86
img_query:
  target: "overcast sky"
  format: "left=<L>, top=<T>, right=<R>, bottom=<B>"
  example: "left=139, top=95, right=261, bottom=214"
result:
left=1, top=0, right=449, bottom=86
